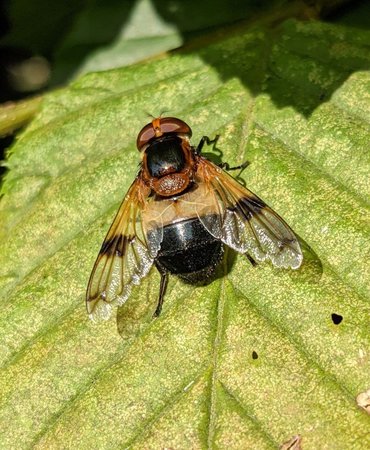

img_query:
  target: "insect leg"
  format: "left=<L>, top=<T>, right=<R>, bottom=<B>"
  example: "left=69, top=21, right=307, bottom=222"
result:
left=218, top=160, right=249, bottom=186
left=153, top=263, right=169, bottom=317
left=245, top=254, right=257, bottom=267
left=218, top=160, right=249, bottom=172
left=195, top=135, right=219, bottom=154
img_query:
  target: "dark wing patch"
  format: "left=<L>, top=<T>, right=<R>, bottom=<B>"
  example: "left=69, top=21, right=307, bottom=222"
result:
left=195, top=158, right=303, bottom=269
left=86, top=178, right=162, bottom=321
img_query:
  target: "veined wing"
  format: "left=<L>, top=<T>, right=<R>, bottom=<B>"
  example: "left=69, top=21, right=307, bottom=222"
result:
left=86, top=177, right=162, bottom=321
left=195, top=157, right=303, bottom=269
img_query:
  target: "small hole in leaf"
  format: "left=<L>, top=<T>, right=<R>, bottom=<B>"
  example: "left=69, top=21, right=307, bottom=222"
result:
left=331, top=313, right=343, bottom=325
left=252, top=351, right=258, bottom=360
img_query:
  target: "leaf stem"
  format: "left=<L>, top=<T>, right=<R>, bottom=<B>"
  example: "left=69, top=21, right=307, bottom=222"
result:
left=0, top=96, right=43, bottom=137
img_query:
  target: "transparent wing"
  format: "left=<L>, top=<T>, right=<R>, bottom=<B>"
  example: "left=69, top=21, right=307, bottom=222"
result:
left=195, top=158, right=303, bottom=269
left=86, top=177, right=163, bottom=321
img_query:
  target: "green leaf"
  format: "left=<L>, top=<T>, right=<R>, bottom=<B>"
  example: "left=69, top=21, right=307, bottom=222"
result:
left=1, top=15, right=369, bottom=449
left=0, top=96, right=42, bottom=137
left=51, top=0, right=283, bottom=85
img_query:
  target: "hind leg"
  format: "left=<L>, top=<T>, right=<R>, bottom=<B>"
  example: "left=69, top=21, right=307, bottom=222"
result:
left=153, top=262, right=169, bottom=317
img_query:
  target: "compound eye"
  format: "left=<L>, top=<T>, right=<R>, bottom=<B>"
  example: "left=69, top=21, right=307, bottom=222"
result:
left=136, top=117, right=192, bottom=151
left=159, top=117, right=192, bottom=137
left=136, top=123, right=155, bottom=151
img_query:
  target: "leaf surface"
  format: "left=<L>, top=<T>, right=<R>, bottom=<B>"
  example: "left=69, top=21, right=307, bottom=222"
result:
left=0, top=14, right=369, bottom=450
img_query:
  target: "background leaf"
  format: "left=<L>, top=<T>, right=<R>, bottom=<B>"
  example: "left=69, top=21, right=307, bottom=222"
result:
left=51, top=0, right=279, bottom=84
left=0, top=6, right=369, bottom=449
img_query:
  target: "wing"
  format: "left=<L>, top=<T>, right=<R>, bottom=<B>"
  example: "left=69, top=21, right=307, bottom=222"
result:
left=195, top=157, right=303, bottom=269
left=86, top=177, right=163, bottom=321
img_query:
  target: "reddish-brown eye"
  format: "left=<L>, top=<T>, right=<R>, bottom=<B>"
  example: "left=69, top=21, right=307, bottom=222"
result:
left=136, top=117, right=192, bottom=151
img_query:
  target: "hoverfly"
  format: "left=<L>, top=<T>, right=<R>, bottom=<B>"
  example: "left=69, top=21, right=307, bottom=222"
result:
left=86, top=117, right=303, bottom=320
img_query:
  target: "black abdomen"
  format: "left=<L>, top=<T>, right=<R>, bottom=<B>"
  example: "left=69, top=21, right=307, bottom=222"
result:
left=155, top=217, right=223, bottom=283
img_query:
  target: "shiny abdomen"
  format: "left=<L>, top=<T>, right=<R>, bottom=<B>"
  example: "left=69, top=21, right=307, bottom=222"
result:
left=155, top=217, right=223, bottom=283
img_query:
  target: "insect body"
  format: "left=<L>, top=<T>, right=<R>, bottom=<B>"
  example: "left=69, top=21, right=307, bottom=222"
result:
left=86, top=117, right=303, bottom=320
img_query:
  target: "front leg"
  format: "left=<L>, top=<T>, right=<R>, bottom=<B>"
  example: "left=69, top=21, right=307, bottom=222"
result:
left=196, top=134, right=249, bottom=185
left=195, top=135, right=220, bottom=155
left=218, top=160, right=249, bottom=172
